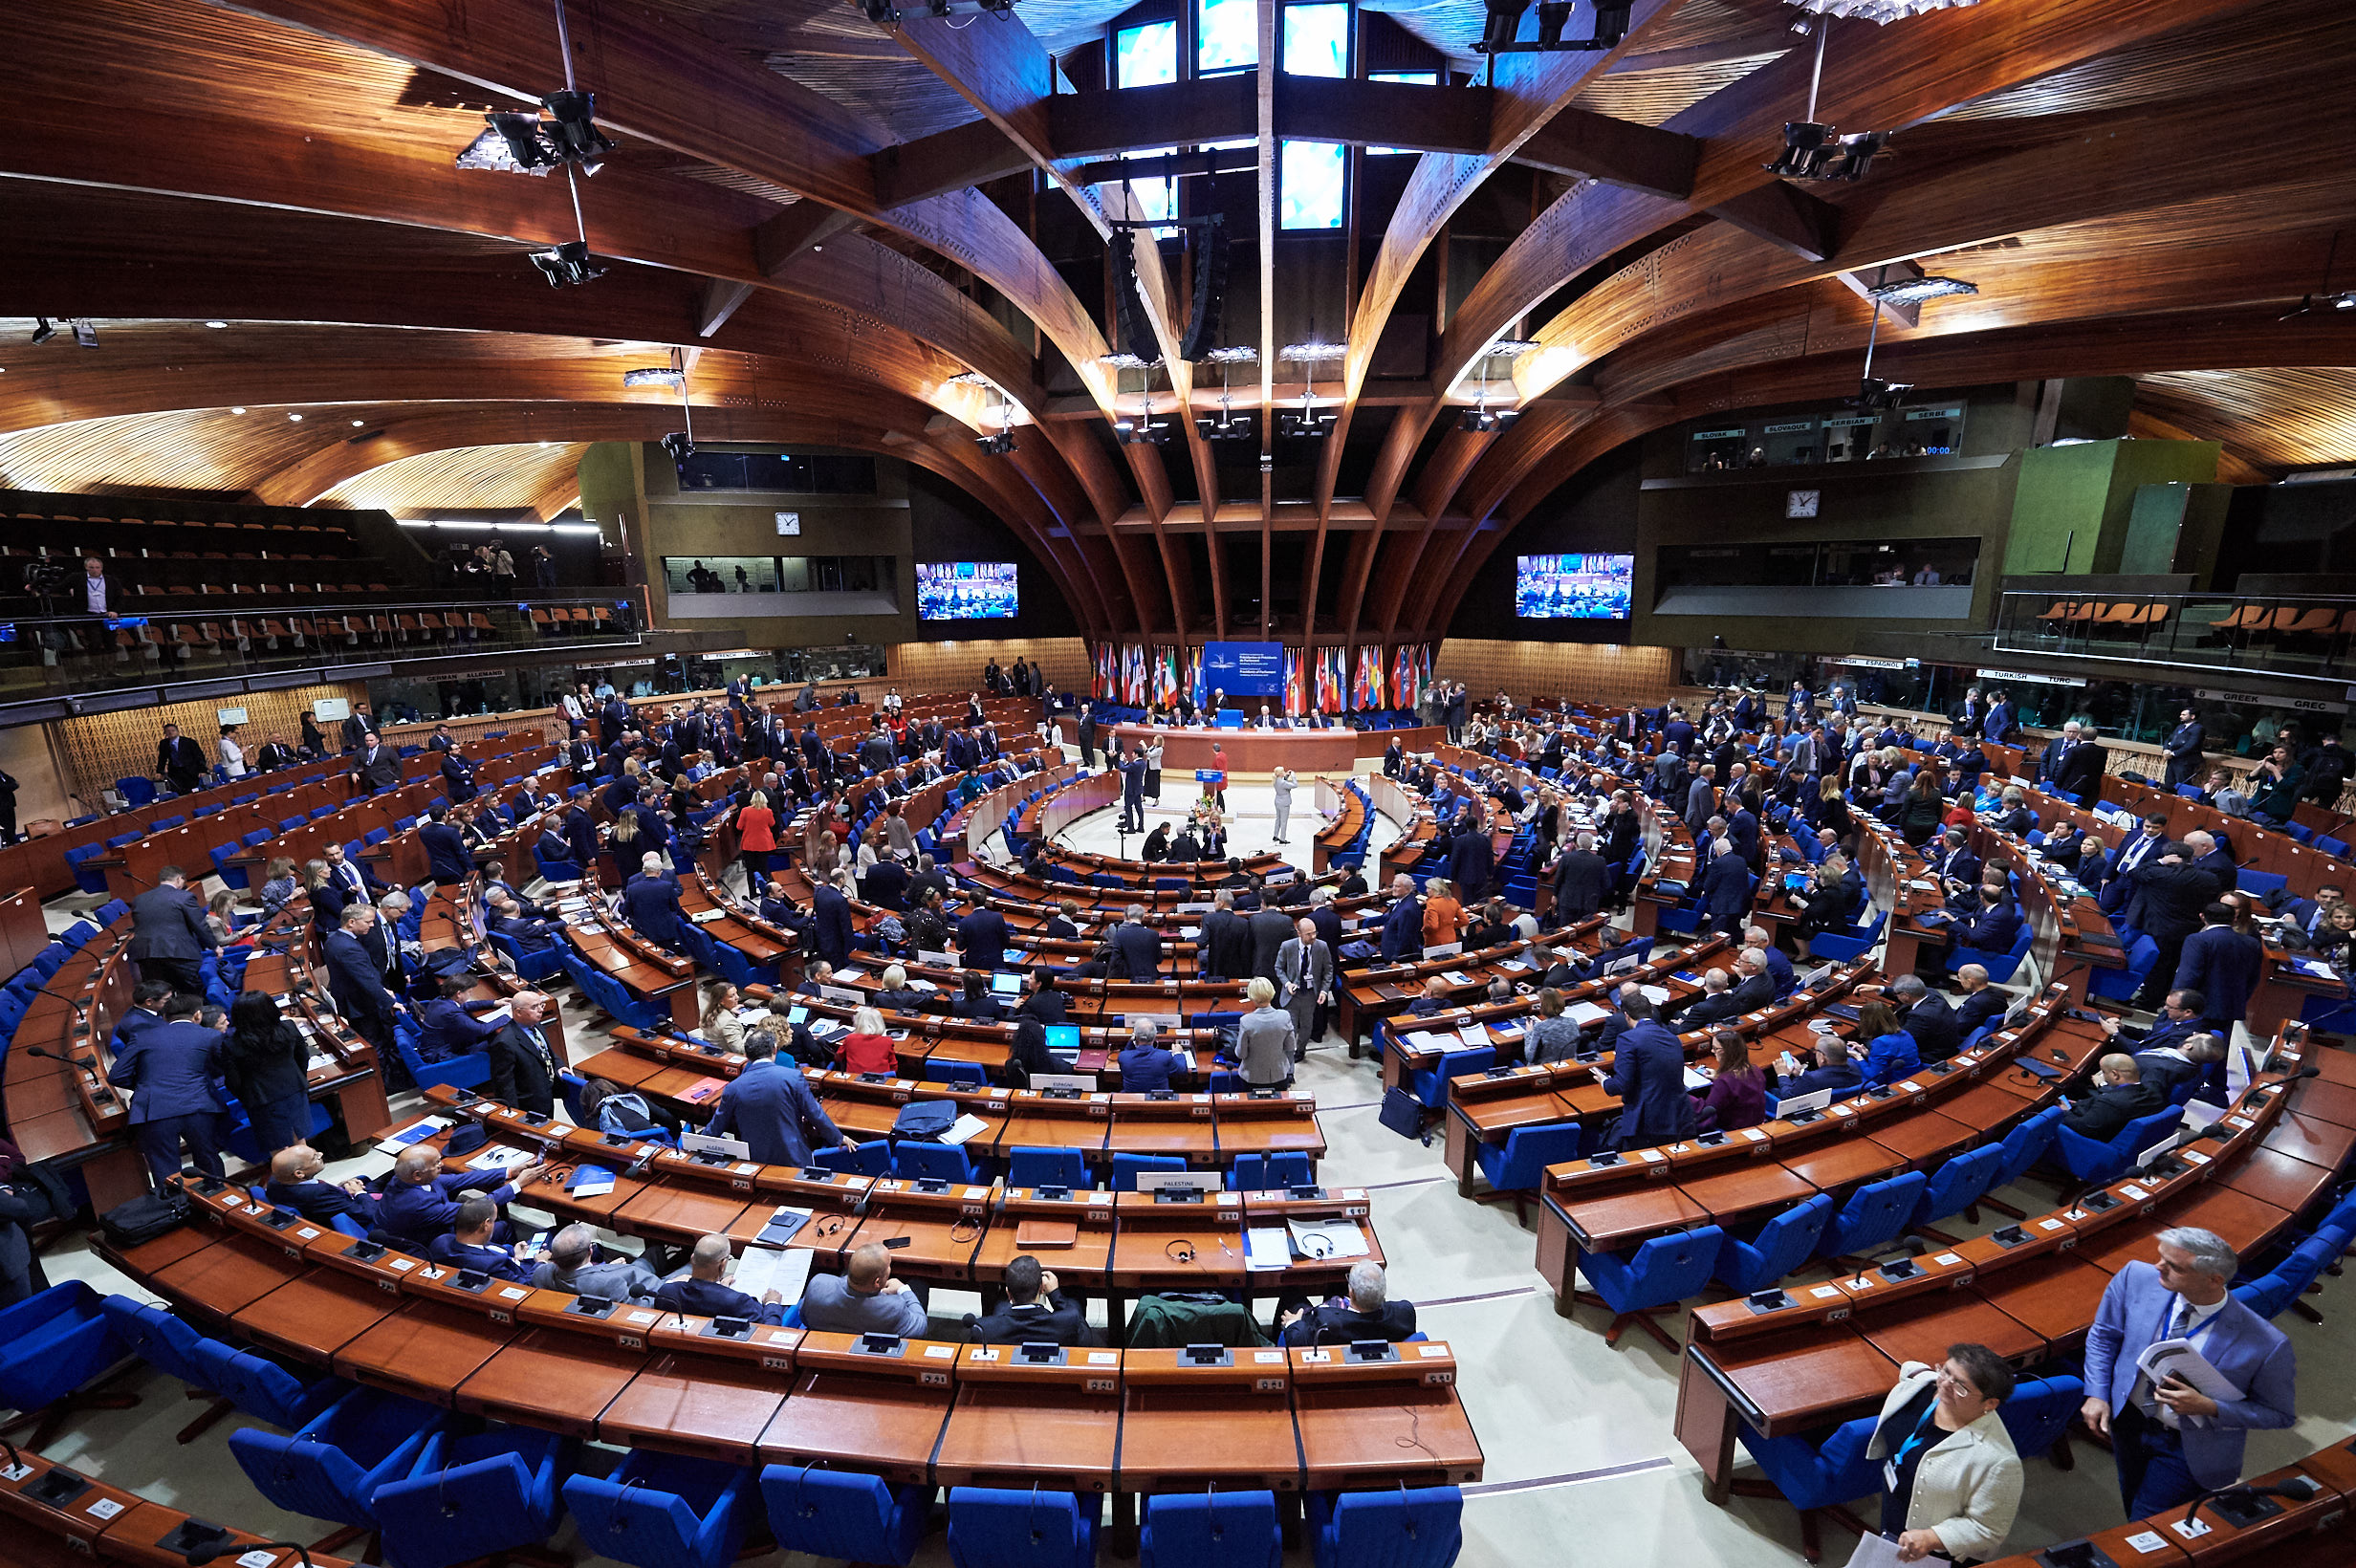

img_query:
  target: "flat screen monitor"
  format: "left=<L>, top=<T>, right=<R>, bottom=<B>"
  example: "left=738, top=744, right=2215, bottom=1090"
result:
left=1515, top=553, right=1633, bottom=620
left=990, top=972, right=1023, bottom=996
left=1200, top=641, right=1286, bottom=696
left=916, top=560, right=1018, bottom=621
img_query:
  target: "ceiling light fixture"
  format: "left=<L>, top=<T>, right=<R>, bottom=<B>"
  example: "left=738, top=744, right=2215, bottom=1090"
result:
left=1197, top=345, right=1257, bottom=442
left=29, top=317, right=55, bottom=345
left=460, top=0, right=609, bottom=286
left=529, top=237, right=604, bottom=288
left=1763, top=10, right=1921, bottom=182
left=1786, top=0, right=1978, bottom=22
left=1476, top=0, right=1631, bottom=56
left=2281, top=231, right=2354, bottom=320
left=1278, top=341, right=1344, bottom=363
left=1097, top=352, right=1162, bottom=372
left=974, top=380, right=1018, bottom=456
left=72, top=319, right=98, bottom=349
left=1848, top=263, right=1925, bottom=413
left=622, top=366, right=686, bottom=388
left=205, top=320, right=229, bottom=329
left=1866, top=274, right=1977, bottom=307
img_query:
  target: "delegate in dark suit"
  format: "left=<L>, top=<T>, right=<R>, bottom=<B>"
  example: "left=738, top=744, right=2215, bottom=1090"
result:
left=2046, top=738, right=2107, bottom=806
left=970, top=1292, right=1091, bottom=1346
left=1200, top=908, right=1250, bottom=980
left=622, top=872, right=687, bottom=950
left=2125, top=860, right=2220, bottom=1007
left=2062, top=1076, right=2167, bottom=1141
left=1954, top=988, right=2008, bottom=1040
left=957, top=906, right=1010, bottom=971
left=351, top=743, right=401, bottom=792
left=1445, top=827, right=1494, bottom=902
left=487, top=1019, right=561, bottom=1117
left=2173, top=919, right=2263, bottom=1030
left=322, top=926, right=399, bottom=1056
left=1278, top=1298, right=1419, bottom=1347
left=1902, top=991, right=1964, bottom=1063
left=106, top=1017, right=228, bottom=1187
left=420, top=818, right=472, bottom=884
left=1699, top=850, right=1751, bottom=938
left=156, top=734, right=208, bottom=795
left=265, top=1177, right=376, bottom=1227
left=700, top=1057, right=848, bottom=1166
left=129, top=882, right=216, bottom=993
left=652, top=1274, right=785, bottom=1326
left=810, top=882, right=854, bottom=968
left=1601, top=1019, right=1693, bottom=1149
left=1246, top=907, right=1292, bottom=981
left=378, top=1168, right=523, bottom=1244
left=1108, top=920, right=1162, bottom=983
left=1550, top=847, right=1610, bottom=922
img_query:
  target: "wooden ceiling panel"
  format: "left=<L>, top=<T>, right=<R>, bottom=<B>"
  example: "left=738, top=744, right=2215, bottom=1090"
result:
left=0, top=407, right=357, bottom=496
left=314, top=441, right=596, bottom=515
left=2136, top=369, right=2356, bottom=474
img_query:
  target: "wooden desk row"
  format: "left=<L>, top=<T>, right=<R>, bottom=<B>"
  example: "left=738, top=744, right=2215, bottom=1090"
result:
left=1674, top=1051, right=2356, bottom=1505
left=1977, top=1439, right=2356, bottom=1567
left=1531, top=991, right=2105, bottom=1300
left=101, top=1179, right=1480, bottom=1497
left=559, top=1039, right=1326, bottom=1166
left=0, top=1447, right=360, bottom=1568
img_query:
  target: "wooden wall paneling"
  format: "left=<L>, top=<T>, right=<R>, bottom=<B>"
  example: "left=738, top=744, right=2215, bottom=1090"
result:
left=1433, top=640, right=1677, bottom=708
left=886, top=637, right=1090, bottom=696
left=55, top=681, right=368, bottom=814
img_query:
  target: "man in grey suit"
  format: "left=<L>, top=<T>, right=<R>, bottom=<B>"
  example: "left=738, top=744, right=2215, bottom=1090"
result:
left=129, top=865, right=216, bottom=995
left=800, top=1241, right=930, bottom=1337
left=532, top=1223, right=662, bottom=1303
left=1272, top=767, right=1297, bottom=844
left=1275, top=916, right=1333, bottom=1057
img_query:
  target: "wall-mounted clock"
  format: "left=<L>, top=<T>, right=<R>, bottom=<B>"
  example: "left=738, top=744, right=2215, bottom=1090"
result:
left=775, top=511, right=801, bottom=536
left=1786, top=489, right=1821, bottom=519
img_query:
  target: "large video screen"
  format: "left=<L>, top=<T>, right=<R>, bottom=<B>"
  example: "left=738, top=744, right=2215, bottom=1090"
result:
left=1200, top=641, right=1286, bottom=697
left=1516, top=554, right=1633, bottom=620
left=916, top=561, right=1018, bottom=621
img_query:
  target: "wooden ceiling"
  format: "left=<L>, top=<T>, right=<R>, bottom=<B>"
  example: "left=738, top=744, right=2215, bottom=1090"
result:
left=1, top=0, right=2350, bottom=643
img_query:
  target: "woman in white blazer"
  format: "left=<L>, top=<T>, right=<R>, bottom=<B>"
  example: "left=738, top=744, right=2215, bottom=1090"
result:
left=1865, top=1346, right=2023, bottom=1563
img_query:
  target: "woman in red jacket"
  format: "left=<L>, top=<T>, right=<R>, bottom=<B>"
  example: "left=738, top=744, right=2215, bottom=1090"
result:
left=734, top=788, right=776, bottom=886
left=837, top=1006, right=898, bottom=1076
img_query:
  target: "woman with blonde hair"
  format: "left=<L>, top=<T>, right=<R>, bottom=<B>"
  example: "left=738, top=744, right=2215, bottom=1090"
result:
left=699, top=982, right=747, bottom=1053
left=733, top=789, right=776, bottom=885
left=838, top=1005, right=896, bottom=1076
left=258, top=856, right=300, bottom=918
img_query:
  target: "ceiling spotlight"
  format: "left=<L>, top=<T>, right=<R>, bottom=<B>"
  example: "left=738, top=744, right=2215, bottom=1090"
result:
left=536, top=90, right=617, bottom=172
left=1098, top=352, right=1162, bottom=371
left=977, top=429, right=1017, bottom=456
left=528, top=240, right=604, bottom=288
left=1853, top=377, right=1912, bottom=410
left=1198, top=407, right=1254, bottom=441
left=622, top=366, right=686, bottom=387
left=1785, top=0, right=1979, bottom=22
left=72, top=319, right=98, bottom=349
left=30, top=317, right=55, bottom=345
left=288, top=412, right=304, bottom=422
left=1202, top=346, right=1259, bottom=365
left=1114, top=415, right=1173, bottom=446
left=1484, top=339, right=1541, bottom=358
left=1278, top=341, right=1344, bottom=363
left=1867, top=274, right=1977, bottom=307
left=1459, top=404, right=1519, bottom=433
left=1278, top=406, right=1335, bottom=440
left=1480, top=0, right=1527, bottom=53
left=947, top=370, right=995, bottom=385
left=230, top=406, right=246, bottom=415
left=205, top=320, right=229, bottom=329
left=661, top=431, right=694, bottom=466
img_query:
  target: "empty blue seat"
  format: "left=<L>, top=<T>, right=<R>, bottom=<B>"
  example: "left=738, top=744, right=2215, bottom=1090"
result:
left=189, top=1337, right=346, bottom=1431
left=1734, top=1409, right=1883, bottom=1561
left=1407, top=1045, right=1497, bottom=1112
left=564, top=1449, right=753, bottom=1568
left=1999, top=1374, right=2083, bottom=1467
left=2236, top=868, right=2290, bottom=899
left=1817, top=1171, right=1929, bottom=1265
left=1574, top=1225, right=1724, bottom=1349
left=1472, top=1122, right=1587, bottom=1225
left=1140, top=1491, right=1279, bottom=1568
left=1979, top=1105, right=2066, bottom=1219
left=946, top=1487, right=1098, bottom=1568
left=1009, top=1146, right=1088, bottom=1189
left=760, top=1465, right=927, bottom=1565
left=115, top=776, right=157, bottom=807
left=893, top=1142, right=981, bottom=1184
left=1910, top=1143, right=2006, bottom=1234
left=0, top=1284, right=130, bottom=1447
left=1109, top=1153, right=1186, bottom=1191
left=812, top=1138, right=892, bottom=1177
left=228, top=1385, right=445, bottom=1533
left=373, top=1425, right=576, bottom=1568
left=925, top=1059, right=990, bottom=1088
left=56, top=920, right=98, bottom=949
left=1227, top=1152, right=1314, bottom=1192
left=1713, top=1191, right=1836, bottom=1297
left=1304, top=1486, right=1461, bottom=1568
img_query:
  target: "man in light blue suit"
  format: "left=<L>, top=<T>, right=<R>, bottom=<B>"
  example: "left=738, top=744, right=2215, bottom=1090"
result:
left=2081, top=1226, right=2296, bottom=1517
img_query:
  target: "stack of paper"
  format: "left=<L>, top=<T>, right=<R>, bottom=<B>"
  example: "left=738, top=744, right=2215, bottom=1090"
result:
left=1285, top=1218, right=1369, bottom=1260
left=1244, top=1226, right=1292, bottom=1272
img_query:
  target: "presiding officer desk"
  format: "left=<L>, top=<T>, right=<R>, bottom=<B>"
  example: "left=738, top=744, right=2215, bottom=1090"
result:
left=94, top=1129, right=1481, bottom=1506
left=1671, top=1035, right=2356, bottom=1506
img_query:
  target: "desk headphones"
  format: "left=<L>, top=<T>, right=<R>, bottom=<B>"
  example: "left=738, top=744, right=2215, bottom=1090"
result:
left=948, top=1217, right=984, bottom=1244
left=816, top=1215, right=850, bottom=1238
left=1165, top=1238, right=1197, bottom=1264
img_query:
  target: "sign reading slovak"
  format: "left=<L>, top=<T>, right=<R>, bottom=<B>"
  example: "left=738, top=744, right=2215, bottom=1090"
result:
left=1200, top=641, right=1286, bottom=697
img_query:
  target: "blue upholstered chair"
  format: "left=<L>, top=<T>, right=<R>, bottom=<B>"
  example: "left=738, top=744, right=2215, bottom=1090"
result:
left=1407, top=1046, right=1496, bottom=1112
left=1009, top=1146, right=1089, bottom=1190
left=1472, top=1122, right=1587, bottom=1226
left=1999, top=1374, right=2084, bottom=1472
left=894, top=1141, right=982, bottom=1185
left=228, top=1387, right=446, bottom=1548
left=2050, top=1105, right=2184, bottom=1189
left=188, top=1337, right=346, bottom=1431
left=1573, top=1225, right=1724, bottom=1349
left=1227, top=1152, right=1313, bottom=1191
left=371, top=1425, right=576, bottom=1568
left=1303, top=1485, right=1462, bottom=1568
left=563, top=1449, right=753, bottom=1568
left=1713, top=1192, right=1836, bottom=1297
left=2087, top=935, right=2161, bottom=1005
left=946, top=1486, right=1099, bottom=1568
left=1815, top=1171, right=1928, bottom=1267
left=811, top=1139, right=892, bottom=1177
left=1140, top=1490, right=1280, bottom=1568
left=1734, top=1411, right=1882, bottom=1562
left=1978, top=1105, right=2067, bottom=1220
left=0, top=1284, right=134, bottom=1448
left=759, top=1465, right=927, bottom=1566
left=1909, top=1144, right=2006, bottom=1238
left=1109, top=1154, right=1186, bottom=1191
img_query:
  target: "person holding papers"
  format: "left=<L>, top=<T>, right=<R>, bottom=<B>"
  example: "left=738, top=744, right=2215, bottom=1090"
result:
left=2082, top=1227, right=2298, bottom=1516
left=653, top=1233, right=788, bottom=1325
left=1865, top=1344, right=2024, bottom=1563
left=701, top=1033, right=860, bottom=1163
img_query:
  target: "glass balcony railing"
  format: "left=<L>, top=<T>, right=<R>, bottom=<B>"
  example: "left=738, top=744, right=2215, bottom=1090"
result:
left=0, top=592, right=645, bottom=704
left=1993, top=590, right=2356, bottom=686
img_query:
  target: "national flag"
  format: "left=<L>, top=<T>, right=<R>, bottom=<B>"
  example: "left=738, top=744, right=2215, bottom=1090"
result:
left=1354, top=645, right=1384, bottom=709
left=1316, top=645, right=1345, bottom=713
left=1282, top=647, right=1308, bottom=716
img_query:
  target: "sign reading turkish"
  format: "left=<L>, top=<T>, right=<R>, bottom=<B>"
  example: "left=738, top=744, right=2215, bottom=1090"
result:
left=1200, top=641, right=1286, bottom=696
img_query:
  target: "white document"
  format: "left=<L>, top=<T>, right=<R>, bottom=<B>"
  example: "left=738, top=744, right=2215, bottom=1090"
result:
left=1285, top=1218, right=1369, bottom=1261
left=1637, top=984, right=1672, bottom=1005
left=1455, top=1024, right=1491, bottom=1050
left=1404, top=1031, right=1450, bottom=1052
left=2135, top=1338, right=2244, bottom=1425
left=1843, top=1532, right=1909, bottom=1568
left=1683, top=1066, right=1713, bottom=1091
left=681, top=1131, right=751, bottom=1160
left=688, top=909, right=726, bottom=925
left=1244, top=1226, right=1292, bottom=1272
left=1566, top=1001, right=1612, bottom=1026
left=466, top=1145, right=534, bottom=1173
left=731, top=1245, right=814, bottom=1303
left=941, top=1114, right=992, bottom=1146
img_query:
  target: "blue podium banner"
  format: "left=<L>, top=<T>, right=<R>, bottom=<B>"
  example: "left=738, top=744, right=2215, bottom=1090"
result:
left=1201, top=641, right=1285, bottom=696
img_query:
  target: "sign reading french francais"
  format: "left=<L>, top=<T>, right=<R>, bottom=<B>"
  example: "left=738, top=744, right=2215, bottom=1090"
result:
left=1201, top=642, right=1286, bottom=696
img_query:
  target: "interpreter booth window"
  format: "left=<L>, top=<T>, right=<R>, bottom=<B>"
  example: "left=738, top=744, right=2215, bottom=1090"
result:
left=664, top=556, right=893, bottom=596
left=1685, top=403, right=1970, bottom=474
left=671, top=451, right=878, bottom=493
left=1657, top=538, right=1977, bottom=592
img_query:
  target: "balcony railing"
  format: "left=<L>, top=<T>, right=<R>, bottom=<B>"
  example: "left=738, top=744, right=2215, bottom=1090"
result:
left=0, top=592, right=644, bottom=708
left=1993, top=590, right=2356, bottom=686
